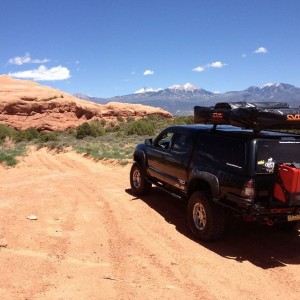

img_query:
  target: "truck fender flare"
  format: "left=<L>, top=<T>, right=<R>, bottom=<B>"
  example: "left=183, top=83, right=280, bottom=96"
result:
left=133, top=150, right=149, bottom=175
left=188, top=171, right=220, bottom=198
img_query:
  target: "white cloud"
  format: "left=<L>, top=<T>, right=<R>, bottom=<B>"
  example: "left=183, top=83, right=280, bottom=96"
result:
left=242, top=53, right=247, bottom=58
left=9, top=65, right=70, bottom=81
left=193, top=66, right=205, bottom=72
left=193, top=61, right=226, bottom=72
left=8, top=52, right=50, bottom=65
left=253, top=47, right=268, bottom=54
left=143, top=69, right=154, bottom=75
left=209, top=61, right=226, bottom=68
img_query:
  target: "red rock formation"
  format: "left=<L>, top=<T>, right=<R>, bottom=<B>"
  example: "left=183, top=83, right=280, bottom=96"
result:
left=0, top=75, right=172, bottom=131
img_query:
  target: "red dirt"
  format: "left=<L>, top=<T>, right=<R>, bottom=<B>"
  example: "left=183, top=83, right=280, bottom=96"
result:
left=0, top=148, right=299, bottom=299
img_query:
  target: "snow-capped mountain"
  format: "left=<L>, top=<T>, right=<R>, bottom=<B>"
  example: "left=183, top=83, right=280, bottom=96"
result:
left=134, top=83, right=203, bottom=94
left=134, top=87, right=163, bottom=94
left=169, top=82, right=199, bottom=92
left=260, top=82, right=282, bottom=88
left=75, top=82, right=300, bottom=115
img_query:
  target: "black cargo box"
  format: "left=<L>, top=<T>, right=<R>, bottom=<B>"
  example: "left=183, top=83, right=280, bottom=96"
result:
left=194, top=102, right=300, bottom=131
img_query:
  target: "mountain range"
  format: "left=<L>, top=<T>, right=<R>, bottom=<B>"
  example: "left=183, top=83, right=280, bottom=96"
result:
left=75, top=82, right=300, bottom=115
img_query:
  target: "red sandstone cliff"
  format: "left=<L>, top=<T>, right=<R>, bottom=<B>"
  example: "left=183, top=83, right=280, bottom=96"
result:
left=0, top=75, right=172, bottom=131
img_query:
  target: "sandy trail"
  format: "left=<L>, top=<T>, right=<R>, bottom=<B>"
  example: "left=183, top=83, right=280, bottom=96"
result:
left=0, top=148, right=299, bottom=299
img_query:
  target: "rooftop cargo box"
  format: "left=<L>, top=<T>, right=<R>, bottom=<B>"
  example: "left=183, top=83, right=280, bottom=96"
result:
left=194, top=102, right=300, bottom=132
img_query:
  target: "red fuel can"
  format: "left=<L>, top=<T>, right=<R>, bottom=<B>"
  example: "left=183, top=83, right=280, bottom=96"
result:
left=273, top=164, right=300, bottom=203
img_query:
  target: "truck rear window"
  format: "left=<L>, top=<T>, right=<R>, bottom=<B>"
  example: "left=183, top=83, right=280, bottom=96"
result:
left=256, top=139, right=300, bottom=174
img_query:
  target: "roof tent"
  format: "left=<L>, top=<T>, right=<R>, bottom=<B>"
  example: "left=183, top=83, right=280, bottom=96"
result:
left=194, top=102, right=300, bottom=132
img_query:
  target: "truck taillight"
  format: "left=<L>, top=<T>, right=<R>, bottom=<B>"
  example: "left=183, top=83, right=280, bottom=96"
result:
left=241, top=179, right=255, bottom=201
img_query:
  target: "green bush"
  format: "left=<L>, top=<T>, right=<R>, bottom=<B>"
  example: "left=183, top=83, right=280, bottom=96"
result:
left=90, top=120, right=105, bottom=136
left=0, top=124, right=16, bottom=143
left=117, top=115, right=124, bottom=122
left=126, top=116, right=135, bottom=123
left=173, top=115, right=194, bottom=125
left=14, top=127, right=39, bottom=142
left=38, top=131, right=58, bottom=143
left=105, top=121, right=121, bottom=133
left=76, top=121, right=105, bottom=139
left=0, top=145, right=25, bottom=166
left=125, top=119, right=155, bottom=136
left=76, top=122, right=97, bottom=139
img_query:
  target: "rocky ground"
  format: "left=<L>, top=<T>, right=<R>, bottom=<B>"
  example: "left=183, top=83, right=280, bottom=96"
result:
left=0, top=148, right=299, bottom=299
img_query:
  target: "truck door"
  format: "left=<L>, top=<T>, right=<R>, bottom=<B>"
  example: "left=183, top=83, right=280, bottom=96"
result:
left=163, top=132, right=194, bottom=191
left=147, top=131, right=174, bottom=182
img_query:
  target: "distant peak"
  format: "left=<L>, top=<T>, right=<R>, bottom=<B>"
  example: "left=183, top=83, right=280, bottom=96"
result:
left=134, top=83, right=202, bottom=95
left=260, top=82, right=282, bottom=89
left=134, top=87, right=162, bottom=94
left=169, top=82, right=200, bottom=91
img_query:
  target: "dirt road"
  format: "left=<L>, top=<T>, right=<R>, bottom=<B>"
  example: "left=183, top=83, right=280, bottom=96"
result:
left=0, top=148, right=299, bottom=299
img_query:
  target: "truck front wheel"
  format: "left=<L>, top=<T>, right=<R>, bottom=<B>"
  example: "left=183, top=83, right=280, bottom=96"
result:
left=130, top=162, right=151, bottom=196
left=188, top=191, right=225, bottom=241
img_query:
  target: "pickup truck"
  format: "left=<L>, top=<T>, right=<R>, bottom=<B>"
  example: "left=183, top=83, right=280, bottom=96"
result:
left=129, top=102, right=300, bottom=241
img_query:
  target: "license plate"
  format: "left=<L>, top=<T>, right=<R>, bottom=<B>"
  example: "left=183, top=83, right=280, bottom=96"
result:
left=287, top=214, right=300, bottom=221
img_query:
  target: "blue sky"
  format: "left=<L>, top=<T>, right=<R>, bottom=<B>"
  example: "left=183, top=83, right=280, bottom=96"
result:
left=1, top=0, right=300, bottom=97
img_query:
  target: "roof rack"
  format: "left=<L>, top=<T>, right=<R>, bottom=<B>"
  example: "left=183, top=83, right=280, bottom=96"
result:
left=194, top=102, right=300, bottom=132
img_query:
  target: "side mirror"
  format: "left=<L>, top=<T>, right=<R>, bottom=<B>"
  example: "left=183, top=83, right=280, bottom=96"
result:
left=145, top=138, right=153, bottom=146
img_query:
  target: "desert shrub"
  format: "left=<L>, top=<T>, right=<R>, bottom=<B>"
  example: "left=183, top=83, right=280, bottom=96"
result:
left=45, top=141, right=67, bottom=153
left=173, top=115, right=194, bottom=125
left=0, top=124, right=16, bottom=143
left=0, top=151, right=17, bottom=166
left=100, top=119, right=106, bottom=127
left=76, top=121, right=105, bottom=139
left=116, top=131, right=124, bottom=138
left=37, top=131, right=58, bottom=143
left=76, top=122, right=97, bottom=139
left=66, top=128, right=77, bottom=136
left=143, top=115, right=173, bottom=130
left=117, top=115, right=124, bottom=122
left=14, top=127, right=39, bottom=142
left=126, top=116, right=134, bottom=123
left=106, top=121, right=121, bottom=133
left=125, top=119, right=155, bottom=136
left=0, top=145, right=25, bottom=166
left=89, top=120, right=105, bottom=136
left=2, top=136, right=15, bottom=148
left=0, top=125, right=43, bottom=144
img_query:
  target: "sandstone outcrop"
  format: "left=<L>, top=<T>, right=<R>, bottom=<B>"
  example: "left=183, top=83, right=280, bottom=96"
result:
left=0, top=75, right=172, bottom=131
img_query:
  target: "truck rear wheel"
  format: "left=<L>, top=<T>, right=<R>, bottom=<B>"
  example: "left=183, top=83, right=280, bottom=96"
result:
left=130, top=162, right=151, bottom=196
left=188, top=191, right=225, bottom=241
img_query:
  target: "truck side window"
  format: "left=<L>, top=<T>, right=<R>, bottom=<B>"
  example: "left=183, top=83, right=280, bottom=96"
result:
left=197, top=135, right=245, bottom=167
left=155, top=132, right=174, bottom=149
left=171, top=134, right=193, bottom=153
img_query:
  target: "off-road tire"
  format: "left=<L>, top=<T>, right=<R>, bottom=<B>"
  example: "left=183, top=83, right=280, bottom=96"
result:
left=188, top=191, right=225, bottom=241
left=130, top=162, right=151, bottom=196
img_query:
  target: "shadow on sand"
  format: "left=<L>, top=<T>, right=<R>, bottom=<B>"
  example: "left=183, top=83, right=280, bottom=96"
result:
left=126, top=187, right=300, bottom=269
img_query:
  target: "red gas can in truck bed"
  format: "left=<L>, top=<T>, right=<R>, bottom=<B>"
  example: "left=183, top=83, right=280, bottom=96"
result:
left=273, top=163, right=300, bottom=204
